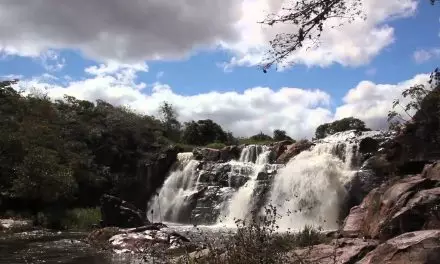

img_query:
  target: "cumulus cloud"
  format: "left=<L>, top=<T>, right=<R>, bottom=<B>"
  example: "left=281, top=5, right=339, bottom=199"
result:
left=335, top=73, right=430, bottom=129
left=16, top=63, right=431, bottom=139
left=0, top=0, right=419, bottom=69
left=413, top=48, right=440, bottom=64
left=17, top=62, right=333, bottom=139
left=0, top=0, right=242, bottom=62
left=222, top=0, right=417, bottom=69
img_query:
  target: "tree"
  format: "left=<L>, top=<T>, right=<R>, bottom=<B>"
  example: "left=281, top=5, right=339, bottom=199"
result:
left=260, top=0, right=439, bottom=71
left=250, top=132, right=273, bottom=141
left=388, top=68, right=440, bottom=131
left=273, top=129, right=294, bottom=141
left=158, top=101, right=181, bottom=142
left=315, top=117, right=369, bottom=139
left=181, top=119, right=229, bottom=146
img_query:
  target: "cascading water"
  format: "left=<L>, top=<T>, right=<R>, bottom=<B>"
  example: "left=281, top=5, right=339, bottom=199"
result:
left=148, top=130, right=391, bottom=230
left=262, top=130, right=383, bottom=231
left=218, top=146, right=274, bottom=225
left=148, top=152, right=200, bottom=223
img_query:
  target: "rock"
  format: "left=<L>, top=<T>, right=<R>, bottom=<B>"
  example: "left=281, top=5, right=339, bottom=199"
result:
left=289, top=238, right=379, bottom=264
left=272, top=140, right=294, bottom=160
left=342, top=175, right=440, bottom=240
left=341, top=206, right=367, bottom=238
left=87, top=227, right=120, bottom=250
left=422, top=161, right=440, bottom=181
left=276, top=140, right=313, bottom=164
left=220, top=145, right=240, bottom=161
left=108, top=227, right=191, bottom=254
left=100, top=194, right=148, bottom=228
left=358, top=230, right=440, bottom=264
left=359, top=137, right=379, bottom=154
left=193, top=147, right=221, bottom=161
left=0, top=218, right=33, bottom=232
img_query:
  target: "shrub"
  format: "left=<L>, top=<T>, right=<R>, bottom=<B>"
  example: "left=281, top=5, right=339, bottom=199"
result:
left=61, top=207, right=101, bottom=231
left=205, top=143, right=227, bottom=149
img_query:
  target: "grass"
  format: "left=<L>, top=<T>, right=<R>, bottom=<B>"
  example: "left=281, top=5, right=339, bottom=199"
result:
left=205, top=143, right=227, bottom=149
left=61, top=207, right=101, bottom=231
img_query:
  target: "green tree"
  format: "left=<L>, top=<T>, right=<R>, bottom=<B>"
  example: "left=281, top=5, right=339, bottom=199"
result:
left=181, top=119, right=229, bottom=146
left=315, top=117, right=369, bottom=139
left=260, top=0, right=439, bottom=71
left=273, top=129, right=294, bottom=141
left=250, top=132, right=273, bottom=141
left=158, top=101, right=181, bottom=142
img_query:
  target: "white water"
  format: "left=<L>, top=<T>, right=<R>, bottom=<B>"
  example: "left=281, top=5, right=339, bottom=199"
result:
left=264, top=140, right=358, bottom=231
left=148, top=152, right=199, bottom=223
left=218, top=146, right=273, bottom=225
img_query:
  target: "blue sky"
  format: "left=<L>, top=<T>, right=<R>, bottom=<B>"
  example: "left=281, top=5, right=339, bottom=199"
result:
left=0, top=0, right=438, bottom=138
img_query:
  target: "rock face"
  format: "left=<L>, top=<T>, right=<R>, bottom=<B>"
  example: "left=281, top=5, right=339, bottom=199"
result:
left=276, top=140, right=313, bottom=164
left=290, top=238, right=379, bottom=264
left=358, top=230, right=440, bottom=264
left=123, top=145, right=180, bottom=211
left=342, top=174, right=440, bottom=240
left=100, top=194, right=148, bottom=228
left=193, top=146, right=241, bottom=162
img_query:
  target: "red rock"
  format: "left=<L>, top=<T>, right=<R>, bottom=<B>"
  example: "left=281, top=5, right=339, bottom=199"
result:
left=422, top=161, right=440, bottom=181
left=358, top=230, right=440, bottom=264
left=276, top=140, right=312, bottom=164
left=342, top=206, right=367, bottom=238
left=290, top=238, right=378, bottom=264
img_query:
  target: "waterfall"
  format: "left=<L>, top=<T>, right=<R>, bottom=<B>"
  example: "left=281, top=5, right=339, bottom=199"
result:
left=148, top=130, right=389, bottom=229
left=148, top=152, right=200, bottom=223
left=263, top=131, right=375, bottom=231
left=218, top=146, right=273, bottom=225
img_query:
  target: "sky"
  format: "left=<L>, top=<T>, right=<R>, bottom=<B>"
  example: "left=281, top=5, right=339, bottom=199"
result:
left=0, top=0, right=439, bottom=139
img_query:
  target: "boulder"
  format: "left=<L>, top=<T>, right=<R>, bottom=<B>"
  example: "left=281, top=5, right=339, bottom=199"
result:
left=289, top=238, right=378, bottom=264
left=220, top=145, right=240, bottom=162
left=272, top=140, right=294, bottom=160
left=359, top=137, right=379, bottom=154
left=100, top=194, right=148, bottom=228
left=193, top=148, right=221, bottom=161
left=276, top=140, right=313, bottom=164
left=358, top=230, right=440, bottom=264
left=422, top=161, right=440, bottom=181
left=342, top=175, right=440, bottom=240
left=0, top=218, right=33, bottom=232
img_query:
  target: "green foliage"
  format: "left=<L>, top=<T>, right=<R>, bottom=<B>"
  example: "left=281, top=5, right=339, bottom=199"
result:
left=273, top=129, right=294, bottom=142
left=182, top=119, right=230, bottom=146
left=0, top=80, right=170, bottom=218
left=159, top=101, right=181, bottom=142
left=60, top=207, right=101, bottom=231
left=205, top=143, right=227, bottom=150
left=388, top=68, right=440, bottom=131
left=315, top=117, right=369, bottom=139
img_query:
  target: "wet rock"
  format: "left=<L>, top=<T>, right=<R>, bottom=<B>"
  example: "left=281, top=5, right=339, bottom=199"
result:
left=359, top=137, right=379, bottom=154
left=220, top=145, right=240, bottom=162
left=272, top=140, right=294, bottom=160
left=100, top=194, right=147, bottom=228
left=276, top=140, right=313, bottom=164
left=0, top=218, right=33, bottom=232
left=193, top=148, right=221, bottom=161
left=256, top=171, right=269, bottom=181
left=109, top=228, right=191, bottom=254
left=289, top=238, right=378, bottom=264
left=342, top=175, right=440, bottom=240
left=359, top=230, right=440, bottom=264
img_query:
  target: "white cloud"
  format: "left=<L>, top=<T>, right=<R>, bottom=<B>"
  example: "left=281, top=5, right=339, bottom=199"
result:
left=222, top=0, right=417, bottom=69
left=0, top=0, right=419, bottom=70
left=0, top=0, right=243, bottom=63
left=335, top=73, right=430, bottom=129
left=17, top=63, right=332, bottom=139
left=15, top=64, right=431, bottom=139
left=39, top=50, right=66, bottom=72
left=413, top=48, right=440, bottom=63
